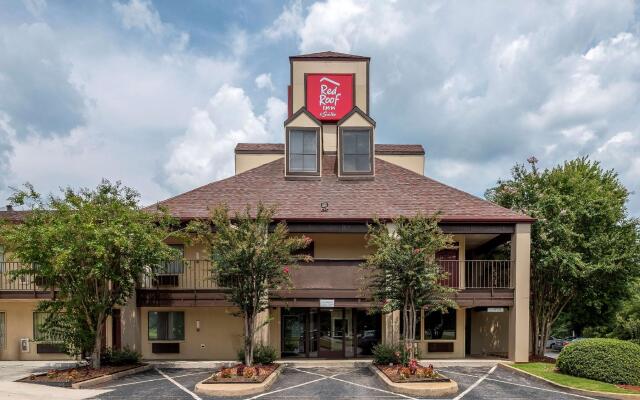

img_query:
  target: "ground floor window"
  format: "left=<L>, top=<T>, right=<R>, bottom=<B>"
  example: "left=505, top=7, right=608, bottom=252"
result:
left=148, top=311, right=185, bottom=341
left=33, top=312, right=61, bottom=342
left=424, top=309, right=457, bottom=340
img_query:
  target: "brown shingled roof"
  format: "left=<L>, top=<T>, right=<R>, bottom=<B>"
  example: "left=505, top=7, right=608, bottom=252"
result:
left=234, top=143, right=425, bottom=155
left=290, top=51, right=370, bottom=61
left=153, top=155, right=532, bottom=223
left=0, top=210, right=30, bottom=223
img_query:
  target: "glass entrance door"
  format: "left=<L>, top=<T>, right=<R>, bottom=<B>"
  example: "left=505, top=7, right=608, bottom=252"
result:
left=318, top=309, right=345, bottom=358
left=281, top=309, right=307, bottom=357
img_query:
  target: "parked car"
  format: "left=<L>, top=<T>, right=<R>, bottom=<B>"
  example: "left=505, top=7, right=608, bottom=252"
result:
left=545, top=336, right=560, bottom=349
left=551, top=337, right=583, bottom=351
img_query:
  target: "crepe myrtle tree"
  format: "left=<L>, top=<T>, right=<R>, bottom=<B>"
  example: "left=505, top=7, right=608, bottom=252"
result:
left=486, top=157, right=640, bottom=356
left=190, top=203, right=312, bottom=366
left=0, top=180, right=179, bottom=368
left=361, top=214, right=458, bottom=360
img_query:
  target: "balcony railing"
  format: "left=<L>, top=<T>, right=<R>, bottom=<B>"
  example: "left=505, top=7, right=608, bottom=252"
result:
left=437, top=259, right=512, bottom=289
left=2, top=259, right=512, bottom=292
left=139, top=260, right=218, bottom=290
left=0, top=262, right=49, bottom=291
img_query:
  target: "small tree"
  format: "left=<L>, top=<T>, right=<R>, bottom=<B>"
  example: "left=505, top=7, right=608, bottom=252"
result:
left=486, top=157, right=640, bottom=356
left=193, top=204, right=311, bottom=366
left=0, top=180, right=178, bottom=368
left=362, top=214, right=457, bottom=360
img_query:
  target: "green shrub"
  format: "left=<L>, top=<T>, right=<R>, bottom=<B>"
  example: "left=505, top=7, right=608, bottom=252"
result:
left=372, top=343, right=399, bottom=365
left=630, top=338, right=640, bottom=346
left=556, top=338, right=640, bottom=385
left=101, top=346, right=141, bottom=366
left=372, top=342, right=421, bottom=365
left=237, top=344, right=278, bottom=365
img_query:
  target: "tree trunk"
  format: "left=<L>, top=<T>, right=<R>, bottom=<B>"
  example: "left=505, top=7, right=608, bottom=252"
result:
left=244, top=311, right=255, bottom=366
left=91, top=319, right=104, bottom=369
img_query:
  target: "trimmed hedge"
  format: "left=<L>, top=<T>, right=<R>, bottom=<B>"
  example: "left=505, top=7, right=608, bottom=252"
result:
left=556, top=338, right=640, bottom=385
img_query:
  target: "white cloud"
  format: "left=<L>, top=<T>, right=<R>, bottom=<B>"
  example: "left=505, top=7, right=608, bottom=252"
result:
left=255, top=73, right=274, bottom=91
left=264, top=0, right=304, bottom=40
left=163, top=86, right=286, bottom=192
left=113, top=0, right=163, bottom=35
left=22, top=0, right=47, bottom=17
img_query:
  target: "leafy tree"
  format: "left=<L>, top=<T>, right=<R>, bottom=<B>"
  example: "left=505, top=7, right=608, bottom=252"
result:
left=192, top=204, right=311, bottom=366
left=0, top=180, right=178, bottom=368
left=486, top=157, right=640, bottom=356
left=361, top=214, right=457, bottom=360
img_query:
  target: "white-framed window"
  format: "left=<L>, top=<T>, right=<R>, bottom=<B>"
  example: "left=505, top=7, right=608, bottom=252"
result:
left=287, top=128, right=319, bottom=174
left=340, top=128, right=373, bottom=174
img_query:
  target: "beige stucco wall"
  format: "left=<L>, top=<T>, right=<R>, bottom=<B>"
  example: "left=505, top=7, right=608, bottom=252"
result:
left=323, top=124, right=337, bottom=152
left=509, top=223, right=531, bottom=362
left=376, top=155, right=425, bottom=176
left=268, top=307, right=281, bottom=354
left=235, top=154, right=283, bottom=175
left=307, top=233, right=370, bottom=259
left=469, top=309, right=509, bottom=357
left=0, top=300, right=73, bottom=361
left=140, top=306, right=244, bottom=360
left=291, top=60, right=368, bottom=114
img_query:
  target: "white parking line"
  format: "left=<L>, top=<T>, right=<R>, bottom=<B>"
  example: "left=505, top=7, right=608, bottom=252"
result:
left=101, top=370, right=211, bottom=389
left=244, top=373, right=340, bottom=400
left=292, top=368, right=418, bottom=400
left=441, top=368, right=599, bottom=400
left=452, top=365, right=496, bottom=399
left=155, top=367, right=203, bottom=400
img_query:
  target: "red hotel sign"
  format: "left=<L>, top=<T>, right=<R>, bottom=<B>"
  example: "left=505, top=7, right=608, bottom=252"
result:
left=306, top=74, right=354, bottom=121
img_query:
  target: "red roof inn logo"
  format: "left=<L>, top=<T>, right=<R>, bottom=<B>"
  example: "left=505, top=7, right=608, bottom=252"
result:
left=306, top=74, right=354, bottom=121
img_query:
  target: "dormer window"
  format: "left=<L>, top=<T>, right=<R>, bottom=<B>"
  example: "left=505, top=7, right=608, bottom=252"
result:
left=286, top=128, right=320, bottom=176
left=339, top=128, right=373, bottom=175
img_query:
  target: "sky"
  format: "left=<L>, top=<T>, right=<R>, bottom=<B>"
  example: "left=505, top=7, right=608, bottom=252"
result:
left=1, top=0, right=640, bottom=215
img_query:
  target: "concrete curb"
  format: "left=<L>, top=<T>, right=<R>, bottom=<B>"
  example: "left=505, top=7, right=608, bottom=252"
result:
left=194, top=364, right=282, bottom=397
left=498, top=363, right=640, bottom=400
left=368, top=364, right=458, bottom=397
left=71, top=364, right=152, bottom=389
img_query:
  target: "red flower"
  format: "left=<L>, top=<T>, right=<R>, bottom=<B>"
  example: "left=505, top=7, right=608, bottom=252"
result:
left=283, top=267, right=290, bottom=274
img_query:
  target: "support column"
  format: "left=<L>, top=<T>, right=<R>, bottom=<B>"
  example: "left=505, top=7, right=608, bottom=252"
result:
left=509, top=223, right=531, bottom=362
left=383, top=310, right=400, bottom=345
left=255, top=308, right=270, bottom=346
left=120, top=294, right=141, bottom=352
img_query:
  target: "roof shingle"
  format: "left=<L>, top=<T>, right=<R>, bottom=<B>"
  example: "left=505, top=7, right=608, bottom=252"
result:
left=153, top=155, right=532, bottom=223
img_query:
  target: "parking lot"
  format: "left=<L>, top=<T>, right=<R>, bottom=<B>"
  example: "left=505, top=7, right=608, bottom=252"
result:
left=88, top=365, right=609, bottom=400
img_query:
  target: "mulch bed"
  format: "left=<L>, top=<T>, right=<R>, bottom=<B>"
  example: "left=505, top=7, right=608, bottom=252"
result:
left=617, top=384, right=640, bottom=392
left=529, top=354, right=557, bottom=363
left=19, top=364, right=145, bottom=387
left=201, top=364, right=279, bottom=384
left=376, top=364, right=450, bottom=383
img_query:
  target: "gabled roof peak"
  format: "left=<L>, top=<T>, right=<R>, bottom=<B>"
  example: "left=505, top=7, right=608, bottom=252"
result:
left=290, top=51, right=370, bottom=61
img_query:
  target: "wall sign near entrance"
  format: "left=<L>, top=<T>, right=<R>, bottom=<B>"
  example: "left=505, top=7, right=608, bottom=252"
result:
left=320, top=299, right=335, bottom=308
left=306, top=74, right=354, bottom=121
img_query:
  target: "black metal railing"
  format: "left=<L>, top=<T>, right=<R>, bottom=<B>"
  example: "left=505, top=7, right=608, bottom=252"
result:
left=437, top=260, right=512, bottom=289
left=0, top=262, right=48, bottom=291
left=139, top=260, right=218, bottom=290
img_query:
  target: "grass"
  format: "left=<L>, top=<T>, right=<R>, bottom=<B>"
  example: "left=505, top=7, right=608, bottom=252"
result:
left=511, top=362, right=639, bottom=395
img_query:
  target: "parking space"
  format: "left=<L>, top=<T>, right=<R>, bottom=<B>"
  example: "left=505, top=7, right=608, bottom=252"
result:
left=88, top=365, right=609, bottom=400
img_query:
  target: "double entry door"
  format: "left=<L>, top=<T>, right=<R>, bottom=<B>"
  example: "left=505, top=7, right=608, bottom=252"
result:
left=281, top=307, right=380, bottom=359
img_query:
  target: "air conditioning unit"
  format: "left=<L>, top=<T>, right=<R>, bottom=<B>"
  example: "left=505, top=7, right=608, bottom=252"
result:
left=20, top=338, right=30, bottom=353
